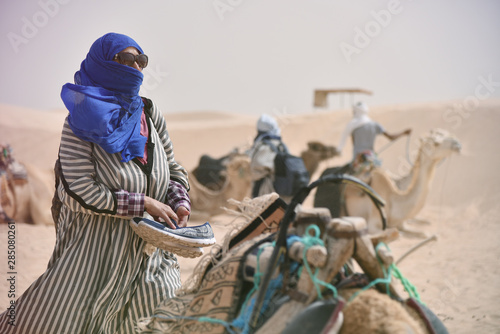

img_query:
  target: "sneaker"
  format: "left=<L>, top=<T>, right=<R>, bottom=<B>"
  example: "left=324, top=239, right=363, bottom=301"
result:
left=130, top=217, right=216, bottom=249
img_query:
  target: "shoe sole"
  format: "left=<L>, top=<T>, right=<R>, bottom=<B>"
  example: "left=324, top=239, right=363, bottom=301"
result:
left=160, top=242, right=204, bottom=258
left=130, top=218, right=216, bottom=247
left=130, top=220, right=205, bottom=258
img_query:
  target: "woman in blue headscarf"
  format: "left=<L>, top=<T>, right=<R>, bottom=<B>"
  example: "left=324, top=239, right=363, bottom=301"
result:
left=0, top=33, right=191, bottom=333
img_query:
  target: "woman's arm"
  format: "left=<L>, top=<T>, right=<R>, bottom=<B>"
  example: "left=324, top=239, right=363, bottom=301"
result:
left=58, top=117, right=186, bottom=228
left=145, top=98, right=191, bottom=227
left=57, top=118, right=121, bottom=216
left=145, top=98, right=190, bottom=190
left=165, top=180, right=191, bottom=227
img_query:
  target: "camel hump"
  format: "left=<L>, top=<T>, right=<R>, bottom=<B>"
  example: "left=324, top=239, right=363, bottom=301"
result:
left=192, top=154, right=230, bottom=191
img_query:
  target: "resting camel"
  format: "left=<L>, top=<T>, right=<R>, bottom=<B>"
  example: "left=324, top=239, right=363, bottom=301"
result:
left=0, top=174, right=16, bottom=221
left=300, top=141, right=338, bottom=177
left=189, top=141, right=337, bottom=217
left=15, top=164, right=54, bottom=225
left=189, top=154, right=252, bottom=217
left=0, top=164, right=54, bottom=225
left=315, top=129, right=461, bottom=238
left=0, top=144, right=53, bottom=225
left=138, top=200, right=446, bottom=334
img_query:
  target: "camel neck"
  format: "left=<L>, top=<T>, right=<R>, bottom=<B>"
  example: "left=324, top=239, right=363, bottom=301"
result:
left=402, top=147, right=440, bottom=217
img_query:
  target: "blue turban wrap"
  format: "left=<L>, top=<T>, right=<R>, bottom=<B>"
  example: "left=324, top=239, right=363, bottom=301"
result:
left=61, top=32, right=147, bottom=162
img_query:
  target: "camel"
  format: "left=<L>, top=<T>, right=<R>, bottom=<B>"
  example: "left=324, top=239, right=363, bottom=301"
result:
left=8, top=164, right=54, bottom=225
left=138, top=199, right=446, bottom=334
left=0, top=165, right=54, bottom=225
left=189, top=141, right=337, bottom=217
left=315, top=129, right=461, bottom=237
left=189, top=153, right=253, bottom=217
left=253, top=209, right=445, bottom=334
left=300, top=141, right=338, bottom=177
left=0, top=144, right=53, bottom=225
left=0, top=173, right=16, bottom=221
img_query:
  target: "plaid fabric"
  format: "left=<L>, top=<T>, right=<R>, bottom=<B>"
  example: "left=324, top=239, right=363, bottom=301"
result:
left=115, top=189, right=145, bottom=217
left=114, top=180, right=190, bottom=217
left=166, top=179, right=191, bottom=213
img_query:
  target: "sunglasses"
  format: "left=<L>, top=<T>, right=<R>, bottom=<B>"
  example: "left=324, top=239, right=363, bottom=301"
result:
left=113, top=52, right=148, bottom=69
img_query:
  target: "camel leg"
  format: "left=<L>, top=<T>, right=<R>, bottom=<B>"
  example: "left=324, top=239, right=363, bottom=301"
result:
left=342, top=186, right=385, bottom=233
left=399, top=221, right=430, bottom=239
left=348, top=217, right=401, bottom=299
left=369, top=228, right=400, bottom=248
left=406, top=217, right=431, bottom=225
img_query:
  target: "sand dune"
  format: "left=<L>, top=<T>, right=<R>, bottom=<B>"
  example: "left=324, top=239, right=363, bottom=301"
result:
left=0, top=99, right=499, bottom=333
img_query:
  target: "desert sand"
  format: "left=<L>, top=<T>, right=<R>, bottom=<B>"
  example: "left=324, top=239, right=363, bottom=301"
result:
left=1, top=99, right=499, bottom=333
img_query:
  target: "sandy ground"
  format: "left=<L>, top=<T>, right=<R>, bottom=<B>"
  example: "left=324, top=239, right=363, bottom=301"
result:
left=0, top=99, right=499, bottom=333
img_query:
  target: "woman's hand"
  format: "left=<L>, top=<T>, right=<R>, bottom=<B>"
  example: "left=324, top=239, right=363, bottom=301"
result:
left=176, top=206, right=190, bottom=228
left=144, top=196, right=178, bottom=229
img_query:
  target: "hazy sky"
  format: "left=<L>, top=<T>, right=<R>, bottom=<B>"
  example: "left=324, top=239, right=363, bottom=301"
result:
left=1, top=0, right=499, bottom=114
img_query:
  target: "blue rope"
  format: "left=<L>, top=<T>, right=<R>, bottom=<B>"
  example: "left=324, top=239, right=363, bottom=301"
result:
left=232, top=238, right=300, bottom=334
left=301, top=225, right=338, bottom=299
left=390, top=263, right=423, bottom=304
left=347, top=242, right=393, bottom=302
left=231, top=242, right=272, bottom=334
left=348, top=242, right=423, bottom=304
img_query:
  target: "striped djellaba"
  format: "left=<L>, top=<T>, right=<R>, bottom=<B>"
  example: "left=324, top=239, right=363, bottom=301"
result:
left=0, top=99, right=190, bottom=333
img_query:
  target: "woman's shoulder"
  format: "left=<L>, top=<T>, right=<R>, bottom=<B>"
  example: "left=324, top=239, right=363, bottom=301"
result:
left=141, top=97, right=164, bottom=122
left=141, top=97, right=155, bottom=115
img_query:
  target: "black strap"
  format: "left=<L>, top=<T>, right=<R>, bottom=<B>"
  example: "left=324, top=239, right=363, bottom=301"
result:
left=262, top=138, right=289, bottom=154
left=252, top=178, right=265, bottom=197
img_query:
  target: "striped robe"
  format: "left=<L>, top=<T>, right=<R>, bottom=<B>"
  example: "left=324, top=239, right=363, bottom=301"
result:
left=0, top=99, right=189, bottom=334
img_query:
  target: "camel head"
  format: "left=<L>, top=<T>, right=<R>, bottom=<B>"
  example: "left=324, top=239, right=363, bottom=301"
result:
left=306, top=141, right=338, bottom=159
left=189, top=154, right=252, bottom=217
left=225, top=154, right=252, bottom=186
left=225, top=154, right=251, bottom=175
left=301, top=141, right=339, bottom=176
left=224, top=154, right=252, bottom=200
left=419, top=128, right=461, bottom=162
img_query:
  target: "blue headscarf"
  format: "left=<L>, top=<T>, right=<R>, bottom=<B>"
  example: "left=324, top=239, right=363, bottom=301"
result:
left=61, top=33, right=147, bottom=162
